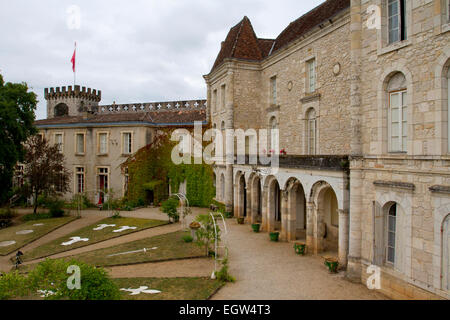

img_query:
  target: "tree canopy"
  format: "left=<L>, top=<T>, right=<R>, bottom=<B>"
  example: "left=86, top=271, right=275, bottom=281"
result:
left=22, top=135, right=70, bottom=214
left=0, top=73, right=37, bottom=205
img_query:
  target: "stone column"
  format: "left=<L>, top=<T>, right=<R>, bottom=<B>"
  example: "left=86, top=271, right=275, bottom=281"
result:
left=246, top=184, right=251, bottom=223
left=280, top=190, right=289, bottom=241
left=225, top=165, right=234, bottom=215
left=286, top=191, right=296, bottom=242
left=224, top=70, right=235, bottom=215
left=347, top=163, right=363, bottom=281
left=306, top=201, right=315, bottom=251
left=338, top=209, right=350, bottom=268
left=261, top=185, right=268, bottom=232
left=233, top=179, right=239, bottom=217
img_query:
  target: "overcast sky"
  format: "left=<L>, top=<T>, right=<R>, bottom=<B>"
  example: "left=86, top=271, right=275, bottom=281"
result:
left=0, top=0, right=324, bottom=120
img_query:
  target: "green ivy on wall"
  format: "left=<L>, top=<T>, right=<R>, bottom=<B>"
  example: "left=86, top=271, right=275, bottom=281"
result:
left=122, top=129, right=215, bottom=208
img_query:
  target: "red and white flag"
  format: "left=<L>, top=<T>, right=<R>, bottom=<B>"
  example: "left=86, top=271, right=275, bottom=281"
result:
left=70, top=42, right=76, bottom=72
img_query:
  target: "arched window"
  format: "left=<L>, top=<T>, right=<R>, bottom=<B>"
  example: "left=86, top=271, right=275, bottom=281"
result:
left=447, top=68, right=450, bottom=153
left=387, top=72, right=407, bottom=152
left=306, top=108, right=316, bottom=155
left=443, top=214, right=450, bottom=292
left=386, top=203, right=397, bottom=264
left=269, top=116, right=278, bottom=152
left=54, top=103, right=69, bottom=117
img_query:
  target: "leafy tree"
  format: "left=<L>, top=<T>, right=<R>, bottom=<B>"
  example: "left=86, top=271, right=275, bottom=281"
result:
left=195, top=214, right=220, bottom=256
left=22, top=135, right=70, bottom=214
left=0, top=74, right=37, bottom=205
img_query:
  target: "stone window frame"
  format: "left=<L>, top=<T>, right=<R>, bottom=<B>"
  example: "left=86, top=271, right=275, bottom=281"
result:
left=306, top=107, right=317, bottom=155
left=53, top=132, right=64, bottom=153
left=220, top=84, right=226, bottom=111
left=74, top=131, right=86, bottom=155
left=305, top=57, right=317, bottom=94
left=374, top=190, right=413, bottom=278
left=376, top=66, right=413, bottom=155
left=268, top=115, right=279, bottom=153
left=74, top=165, right=85, bottom=194
left=120, top=130, right=134, bottom=155
left=269, top=74, right=278, bottom=106
left=212, top=89, right=218, bottom=114
left=376, top=0, right=412, bottom=56
left=96, top=166, right=110, bottom=193
left=433, top=49, right=450, bottom=155
left=96, top=131, right=109, bottom=156
left=432, top=199, right=450, bottom=294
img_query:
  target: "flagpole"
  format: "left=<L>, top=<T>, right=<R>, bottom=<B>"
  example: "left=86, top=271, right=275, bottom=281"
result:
left=73, top=42, right=76, bottom=87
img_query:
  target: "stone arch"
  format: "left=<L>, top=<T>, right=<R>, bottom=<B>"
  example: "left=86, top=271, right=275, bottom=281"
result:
left=375, top=191, right=413, bottom=277
left=54, top=103, right=69, bottom=117
left=235, top=171, right=247, bottom=219
left=249, top=174, right=263, bottom=224
left=262, top=175, right=281, bottom=232
left=434, top=49, right=450, bottom=154
left=310, top=181, right=339, bottom=253
left=284, top=177, right=307, bottom=241
left=442, top=213, right=450, bottom=292
left=433, top=202, right=450, bottom=290
left=220, top=173, right=225, bottom=202
left=376, top=62, right=413, bottom=154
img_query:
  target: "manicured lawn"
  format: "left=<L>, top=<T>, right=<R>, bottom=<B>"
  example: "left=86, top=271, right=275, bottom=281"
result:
left=115, top=277, right=223, bottom=300
left=0, top=216, right=77, bottom=256
left=60, top=231, right=205, bottom=267
left=22, top=217, right=168, bottom=261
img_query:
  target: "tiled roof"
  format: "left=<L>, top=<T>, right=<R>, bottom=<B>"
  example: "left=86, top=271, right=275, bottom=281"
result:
left=34, top=109, right=207, bottom=127
left=272, top=0, right=349, bottom=52
left=211, top=16, right=267, bottom=71
left=210, top=0, right=350, bottom=72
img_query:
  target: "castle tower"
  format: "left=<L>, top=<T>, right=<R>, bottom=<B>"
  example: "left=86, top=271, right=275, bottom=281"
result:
left=44, top=85, right=102, bottom=119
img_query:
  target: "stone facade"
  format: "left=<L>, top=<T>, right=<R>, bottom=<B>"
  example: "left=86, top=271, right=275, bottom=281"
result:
left=34, top=86, right=207, bottom=204
left=205, top=0, right=450, bottom=300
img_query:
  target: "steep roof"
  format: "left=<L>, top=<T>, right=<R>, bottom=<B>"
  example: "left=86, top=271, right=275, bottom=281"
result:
left=273, top=0, right=349, bottom=52
left=210, top=0, right=350, bottom=72
left=34, top=109, right=207, bottom=127
left=211, top=16, right=268, bottom=71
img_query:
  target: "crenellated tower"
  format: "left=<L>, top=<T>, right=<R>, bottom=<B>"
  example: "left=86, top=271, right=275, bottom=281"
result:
left=44, top=85, right=102, bottom=119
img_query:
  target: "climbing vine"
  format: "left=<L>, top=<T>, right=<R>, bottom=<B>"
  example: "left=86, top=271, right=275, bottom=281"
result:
left=121, top=128, right=215, bottom=208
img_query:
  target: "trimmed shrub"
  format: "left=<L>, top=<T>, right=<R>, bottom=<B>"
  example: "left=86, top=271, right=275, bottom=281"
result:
left=161, top=197, right=180, bottom=222
left=182, top=235, right=193, bottom=243
left=27, top=259, right=121, bottom=300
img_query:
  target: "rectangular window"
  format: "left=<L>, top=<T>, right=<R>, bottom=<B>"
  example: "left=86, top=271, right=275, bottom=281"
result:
left=97, top=167, right=109, bottom=191
left=388, top=0, right=406, bottom=44
left=75, top=167, right=85, bottom=193
left=389, top=90, right=407, bottom=152
left=98, top=132, right=108, bottom=155
left=221, top=85, right=226, bottom=110
left=270, top=76, right=277, bottom=105
left=306, top=59, right=316, bottom=93
left=54, top=133, right=63, bottom=153
left=76, top=133, right=85, bottom=155
left=213, top=89, right=217, bottom=112
left=122, top=132, right=132, bottom=154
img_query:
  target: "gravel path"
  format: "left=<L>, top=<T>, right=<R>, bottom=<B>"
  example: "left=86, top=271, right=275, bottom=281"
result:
left=211, top=220, right=388, bottom=300
left=106, top=258, right=214, bottom=278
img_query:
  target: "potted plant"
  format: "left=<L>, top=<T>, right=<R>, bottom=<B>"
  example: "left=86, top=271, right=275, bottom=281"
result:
left=251, top=223, right=261, bottom=233
left=237, top=217, right=245, bottom=224
left=189, top=221, right=201, bottom=241
left=269, top=231, right=279, bottom=242
left=324, top=256, right=339, bottom=273
left=294, top=242, right=306, bottom=255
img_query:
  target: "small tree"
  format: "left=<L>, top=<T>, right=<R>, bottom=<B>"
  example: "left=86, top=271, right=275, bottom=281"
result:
left=195, top=214, right=220, bottom=256
left=22, top=135, right=70, bottom=214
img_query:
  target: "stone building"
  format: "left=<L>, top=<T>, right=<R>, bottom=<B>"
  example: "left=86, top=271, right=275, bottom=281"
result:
left=33, top=85, right=207, bottom=204
left=204, top=0, right=450, bottom=299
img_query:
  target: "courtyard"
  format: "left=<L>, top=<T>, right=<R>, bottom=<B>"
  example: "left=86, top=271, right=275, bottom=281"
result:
left=0, top=207, right=386, bottom=300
